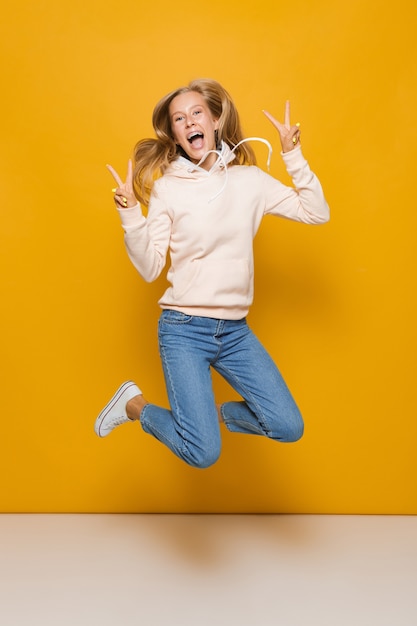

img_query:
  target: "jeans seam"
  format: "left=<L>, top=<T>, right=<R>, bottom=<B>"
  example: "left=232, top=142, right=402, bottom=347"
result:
left=215, top=362, right=272, bottom=437
left=159, top=344, right=191, bottom=459
left=140, top=404, right=179, bottom=454
left=160, top=310, right=193, bottom=325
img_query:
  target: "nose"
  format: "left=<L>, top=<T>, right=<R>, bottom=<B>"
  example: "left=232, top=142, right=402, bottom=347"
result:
left=185, top=115, right=195, bottom=127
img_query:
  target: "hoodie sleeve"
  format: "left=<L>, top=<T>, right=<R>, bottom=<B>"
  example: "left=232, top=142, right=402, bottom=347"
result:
left=116, top=194, right=172, bottom=282
left=261, top=145, right=330, bottom=224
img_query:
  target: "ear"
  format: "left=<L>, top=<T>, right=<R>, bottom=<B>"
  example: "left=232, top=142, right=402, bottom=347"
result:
left=213, top=118, right=219, bottom=130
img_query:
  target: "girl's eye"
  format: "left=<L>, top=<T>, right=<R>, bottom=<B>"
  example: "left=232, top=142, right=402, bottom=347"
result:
left=175, top=115, right=184, bottom=122
left=193, top=110, right=202, bottom=116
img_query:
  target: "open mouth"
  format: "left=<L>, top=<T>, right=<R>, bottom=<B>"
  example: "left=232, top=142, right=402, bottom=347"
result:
left=187, top=132, right=204, bottom=144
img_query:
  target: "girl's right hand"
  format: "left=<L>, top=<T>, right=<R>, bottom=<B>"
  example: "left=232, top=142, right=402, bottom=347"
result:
left=107, top=160, right=137, bottom=209
left=263, top=101, right=301, bottom=153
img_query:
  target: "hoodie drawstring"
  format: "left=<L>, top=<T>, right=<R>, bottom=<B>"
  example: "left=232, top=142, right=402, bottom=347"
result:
left=192, top=137, right=273, bottom=203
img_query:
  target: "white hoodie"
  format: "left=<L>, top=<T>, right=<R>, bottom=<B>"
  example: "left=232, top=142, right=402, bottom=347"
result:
left=117, top=142, right=330, bottom=320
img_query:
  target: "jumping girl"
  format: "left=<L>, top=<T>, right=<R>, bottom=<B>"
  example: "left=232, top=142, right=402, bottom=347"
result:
left=95, top=78, right=329, bottom=468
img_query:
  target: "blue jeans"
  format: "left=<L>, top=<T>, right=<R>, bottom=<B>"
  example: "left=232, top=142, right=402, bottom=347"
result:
left=140, top=310, right=303, bottom=468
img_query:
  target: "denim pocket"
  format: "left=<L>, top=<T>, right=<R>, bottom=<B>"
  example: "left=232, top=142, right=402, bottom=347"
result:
left=160, top=310, right=193, bottom=325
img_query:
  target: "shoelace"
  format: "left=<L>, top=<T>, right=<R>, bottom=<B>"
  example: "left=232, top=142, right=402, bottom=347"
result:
left=192, top=137, right=273, bottom=203
left=104, top=415, right=127, bottom=430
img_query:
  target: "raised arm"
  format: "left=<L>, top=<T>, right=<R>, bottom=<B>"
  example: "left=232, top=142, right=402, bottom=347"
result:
left=261, top=102, right=329, bottom=224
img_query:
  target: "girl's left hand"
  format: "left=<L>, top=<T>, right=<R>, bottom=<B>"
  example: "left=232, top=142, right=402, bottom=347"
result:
left=106, top=160, right=137, bottom=209
left=263, top=101, right=300, bottom=153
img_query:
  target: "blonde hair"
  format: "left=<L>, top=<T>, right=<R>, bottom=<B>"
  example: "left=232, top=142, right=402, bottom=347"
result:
left=133, top=78, right=256, bottom=206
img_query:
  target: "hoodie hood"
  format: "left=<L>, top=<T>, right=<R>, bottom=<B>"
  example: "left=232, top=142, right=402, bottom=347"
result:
left=164, top=138, right=273, bottom=202
left=166, top=141, right=237, bottom=177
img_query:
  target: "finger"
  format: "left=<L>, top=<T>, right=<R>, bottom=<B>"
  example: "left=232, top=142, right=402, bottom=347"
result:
left=106, top=164, right=124, bottom=187
left=284, top=100, right=291, bottom=129
left=290, top=123, right=301, bottom=146
left=262, top=109, right=283, bottom=133
left=126, top=159, right=133, bottom=185
left=263, top=109, right=277, bottom=125
left=114, top=194, right=128, bottom=208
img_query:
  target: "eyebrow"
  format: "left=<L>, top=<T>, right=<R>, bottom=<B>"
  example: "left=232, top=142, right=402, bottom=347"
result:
left=170, top=104, right=204, bottom=119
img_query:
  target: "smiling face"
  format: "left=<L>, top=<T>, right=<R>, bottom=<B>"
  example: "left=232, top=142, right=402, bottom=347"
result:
left=169, top=91, right=219, bottom=169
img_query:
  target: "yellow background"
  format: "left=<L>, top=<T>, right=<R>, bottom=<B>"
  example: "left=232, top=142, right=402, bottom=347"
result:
left=1, top=0, right=416, bottom=513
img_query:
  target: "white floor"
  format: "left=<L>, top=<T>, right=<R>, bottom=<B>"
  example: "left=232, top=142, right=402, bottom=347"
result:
left=0, top=514, right=416, bottom=626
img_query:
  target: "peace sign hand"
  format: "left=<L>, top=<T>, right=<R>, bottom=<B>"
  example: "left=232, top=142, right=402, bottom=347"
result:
left=107, top=160, right=137, bottom=209
left=263, top=101, right=300, bottom=153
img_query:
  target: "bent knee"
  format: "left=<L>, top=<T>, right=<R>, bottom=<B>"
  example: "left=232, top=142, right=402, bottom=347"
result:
left=184, top=446, right=221, bottom=469
left=271, top=415, right=304, bottom=443
left=284, top=421, right=304, bottom=442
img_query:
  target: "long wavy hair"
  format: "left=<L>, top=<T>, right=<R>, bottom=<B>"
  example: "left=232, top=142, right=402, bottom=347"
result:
left=133, top=79, right=256, bottom=206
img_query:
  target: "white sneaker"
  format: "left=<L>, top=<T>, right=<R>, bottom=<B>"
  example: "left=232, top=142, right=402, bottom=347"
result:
left=95, top=381, right=142, bottom=437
